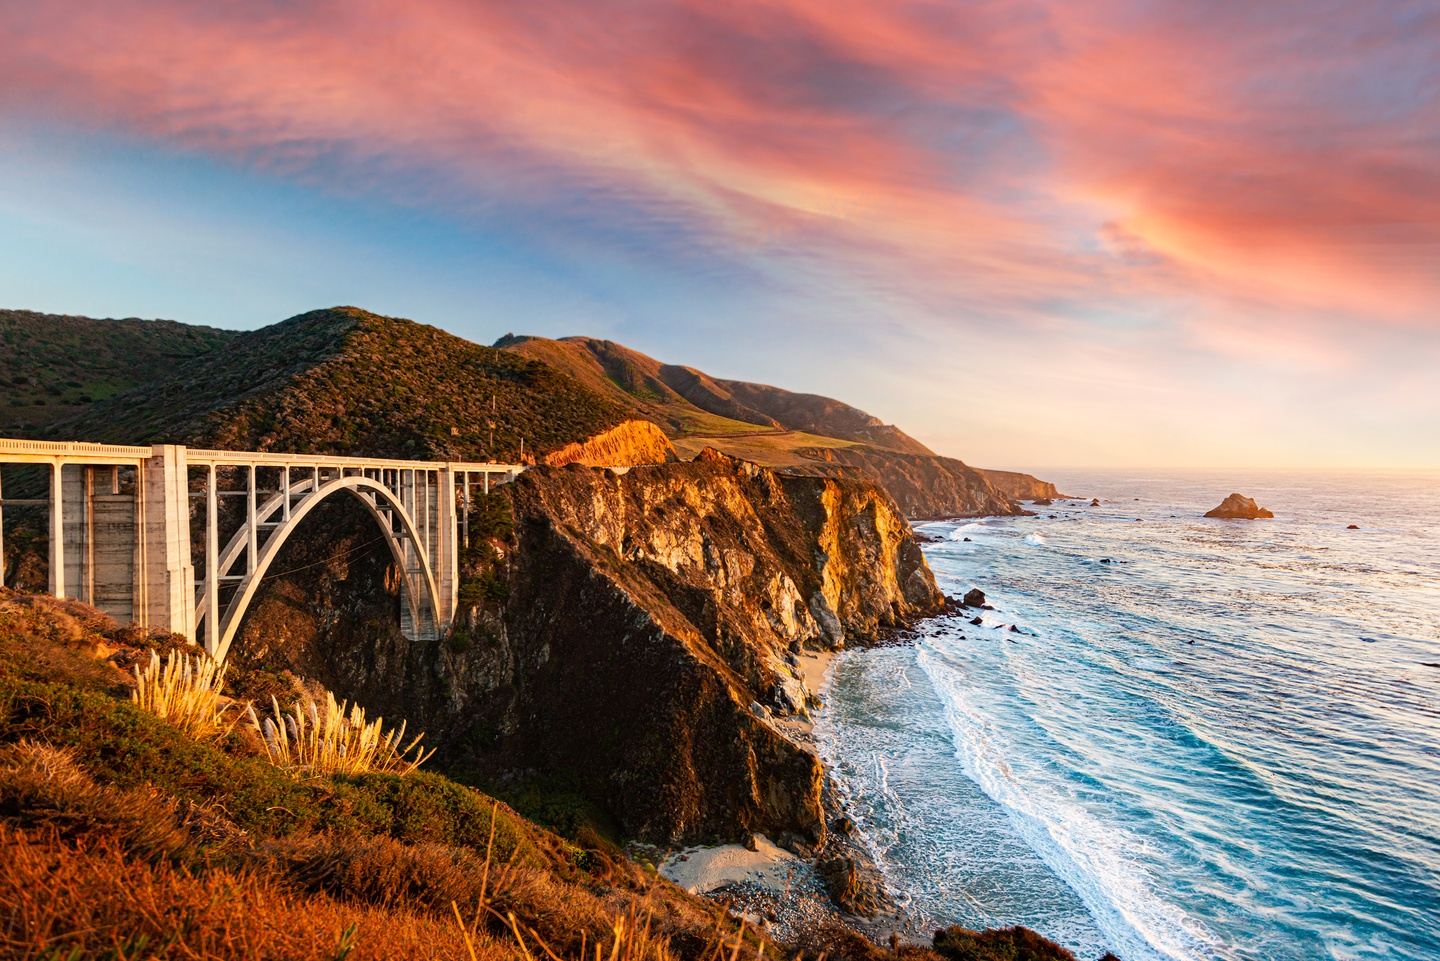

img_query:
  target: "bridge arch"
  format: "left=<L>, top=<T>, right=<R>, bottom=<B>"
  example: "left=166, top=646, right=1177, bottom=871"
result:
left=211, top=474, right=442, bottom=663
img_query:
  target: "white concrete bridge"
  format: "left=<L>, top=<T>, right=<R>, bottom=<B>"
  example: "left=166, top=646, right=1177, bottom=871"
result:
left=0, top=439, right=525, bottom=661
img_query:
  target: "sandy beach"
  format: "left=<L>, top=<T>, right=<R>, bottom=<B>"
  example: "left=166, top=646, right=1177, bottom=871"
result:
left=660, top=835, right=806, bottom=894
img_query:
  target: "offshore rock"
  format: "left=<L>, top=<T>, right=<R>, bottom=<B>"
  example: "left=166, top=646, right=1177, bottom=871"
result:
left=1204, top=493, right=1275, bottom=519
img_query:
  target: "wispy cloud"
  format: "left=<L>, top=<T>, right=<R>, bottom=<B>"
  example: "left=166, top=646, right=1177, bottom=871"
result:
left=1, top=0, right=1436, bottom=466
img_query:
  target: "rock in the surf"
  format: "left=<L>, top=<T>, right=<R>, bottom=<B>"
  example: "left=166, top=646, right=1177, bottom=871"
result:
left=1204, top=493, right=1274, bottom=519
left=963, top=587, right=986, bottom=607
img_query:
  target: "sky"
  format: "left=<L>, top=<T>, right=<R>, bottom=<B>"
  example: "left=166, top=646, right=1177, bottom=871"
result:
left=2, top=0, right=1438, bottom=471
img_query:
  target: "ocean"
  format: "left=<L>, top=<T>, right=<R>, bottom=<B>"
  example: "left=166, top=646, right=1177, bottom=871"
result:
left=813, top=470, right=1440, bottom=961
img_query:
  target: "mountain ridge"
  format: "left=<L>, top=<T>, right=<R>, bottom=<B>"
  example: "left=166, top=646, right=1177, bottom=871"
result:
left=7, top=306, right=1060, bottom=513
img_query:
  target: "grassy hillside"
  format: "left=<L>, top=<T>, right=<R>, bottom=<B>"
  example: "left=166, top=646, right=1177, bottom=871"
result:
left=0, top=309, right=234, bottom=434
left=496, top=334, right=932, bottom=457
left=0, top=590, right=1093, bottom=961
left=3, top=305, right=1054, bottom=514
left=0, top=590, right=762, bottom=960
left=51, top=308, right=630, bottom=461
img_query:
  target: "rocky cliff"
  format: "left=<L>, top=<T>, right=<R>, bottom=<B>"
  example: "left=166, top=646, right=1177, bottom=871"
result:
left=978, top=468, right=1068, bottom=502
left=494, top=451, right=943, bottom=842
left=542, top=419, right=677, bottom=467
left=794, top=446, right=1024, bottom=519
left=225, top=451, right=943, bottom=844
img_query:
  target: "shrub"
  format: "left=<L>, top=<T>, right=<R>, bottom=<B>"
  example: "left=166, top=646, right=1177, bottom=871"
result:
left=932, top=925, right=1079, bottom=961
left=130, top=650, right=233, bottom=739
left=248, top=692, right=435, bottom=778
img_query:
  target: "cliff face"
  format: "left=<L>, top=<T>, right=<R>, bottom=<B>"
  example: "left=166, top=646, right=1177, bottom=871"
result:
left=978, top=468, right=1066, bottom=502
left=542, top=419, right=677, bottom=467
left=225, top=452, right=943, bottom=845
left=494, top=451, right=943, bottom=842
left=794, top=446, right=1023, bottom=519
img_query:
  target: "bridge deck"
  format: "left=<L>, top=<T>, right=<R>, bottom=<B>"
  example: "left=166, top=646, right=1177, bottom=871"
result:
left=0, top=437, right=524, bottom=474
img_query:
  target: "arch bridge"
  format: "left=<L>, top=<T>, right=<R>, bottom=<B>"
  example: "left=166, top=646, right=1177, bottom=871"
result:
left=0, top=439, right=525, bottom=662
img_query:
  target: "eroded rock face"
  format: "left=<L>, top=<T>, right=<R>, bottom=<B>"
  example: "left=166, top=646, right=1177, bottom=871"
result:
left=224, top=450, right=942, bottom=844
left=542, top=419, right=677, bottom=468
left=495, top=450, right=943, bottom=842
left=978, top=468, right=1066, bottom=502
left=793, top=446, right=1024, bottom=519
left=1204, top=493, right=1275, bottom=519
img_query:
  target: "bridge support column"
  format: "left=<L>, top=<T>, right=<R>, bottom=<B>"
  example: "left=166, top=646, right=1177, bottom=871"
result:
left=141, top=445, right=195, bottom=640
left=58, top=466, right=138, bottom=622
left=437, top=467, right=458, bottom=629
left=48, top=463, right=66, bottom=599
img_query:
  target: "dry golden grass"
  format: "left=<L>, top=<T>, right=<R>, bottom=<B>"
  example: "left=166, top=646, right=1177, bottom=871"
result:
left=247, top=691, right=435, bottom=778
left=0, top=823, right=522, bottom=961
left=130, top=650, right=233, bottom=739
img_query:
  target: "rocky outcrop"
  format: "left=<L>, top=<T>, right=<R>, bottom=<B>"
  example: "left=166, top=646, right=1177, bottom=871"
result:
left=226, top=451, right=943, bottom=846
left=542, top=419, right=677, bottom=467
left=493, top=451, right=943, bottom=842
left=978, top=468, right=1067, bottom=502
left=1204, top=493, right=1275, bottom=519
left=793, top=447, right=1023, bottom=519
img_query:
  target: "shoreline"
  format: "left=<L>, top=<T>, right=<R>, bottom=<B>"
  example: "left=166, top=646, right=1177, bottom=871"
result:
left=661, top=626, right=946, bottom=948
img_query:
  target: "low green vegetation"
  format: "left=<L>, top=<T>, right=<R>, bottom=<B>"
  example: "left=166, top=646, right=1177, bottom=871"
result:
left=0, top=308, right=232, bottom=434
left=47, top=307, right=631, bottom=462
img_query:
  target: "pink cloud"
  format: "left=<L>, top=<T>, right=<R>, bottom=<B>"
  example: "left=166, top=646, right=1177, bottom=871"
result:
left=1, top=0, right=1436, bottom=347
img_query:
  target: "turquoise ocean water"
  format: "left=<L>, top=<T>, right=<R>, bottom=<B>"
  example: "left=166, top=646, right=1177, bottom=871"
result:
left=814, top=471, right=1439, bottom=961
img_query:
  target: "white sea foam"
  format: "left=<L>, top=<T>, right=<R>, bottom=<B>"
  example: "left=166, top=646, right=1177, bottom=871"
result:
left=915, top=641, right=1221, bottom=961
left=1023, top=532, right=1047, bottom=546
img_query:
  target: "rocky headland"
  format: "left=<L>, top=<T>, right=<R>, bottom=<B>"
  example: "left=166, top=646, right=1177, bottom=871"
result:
left=0, top=304, right=1089, bottom=959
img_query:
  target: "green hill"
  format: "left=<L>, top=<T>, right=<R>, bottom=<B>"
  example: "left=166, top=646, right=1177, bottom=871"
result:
left=495, top=334, right=934, bottom=455
left=50, top=307, right=630, bottom=461
left=0, top=309, right=234, bottom=434
left=4, top=305, right=1054, bottom=515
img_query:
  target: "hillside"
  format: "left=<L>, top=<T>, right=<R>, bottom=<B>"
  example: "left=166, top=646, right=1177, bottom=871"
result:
left=496, top=334, right=933, bottom=455
left=0, top=309, right=234, bottom=434
left=0, top=590, right=1090, bottom=960
left=52, top=308, right=633, bottom=461
left=497, top=335, right=1026, bottom=515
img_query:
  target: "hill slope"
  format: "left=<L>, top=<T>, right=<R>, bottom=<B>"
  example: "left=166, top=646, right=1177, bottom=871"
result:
left=52, top=308, right=632, bottom=461
left=497, top=334, right=1026, bottom=516
left=496, top=334, right=933, bottom=455
left=0, top=309, right=234, bottom=434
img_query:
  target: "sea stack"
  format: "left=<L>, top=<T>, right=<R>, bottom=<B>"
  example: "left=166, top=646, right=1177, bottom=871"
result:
left=1204, top=493, right=1275, bottom=519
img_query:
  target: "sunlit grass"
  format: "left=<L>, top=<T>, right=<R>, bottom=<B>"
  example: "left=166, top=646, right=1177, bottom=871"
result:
left=130, top=650, right=232, bottom=739
left=247, top=692, right=435, bottom=778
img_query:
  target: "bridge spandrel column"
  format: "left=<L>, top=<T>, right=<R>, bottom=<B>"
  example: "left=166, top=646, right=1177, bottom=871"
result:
left=437, top=467, right=458, bottom=628
left=142, top=445, right=195, bottom=640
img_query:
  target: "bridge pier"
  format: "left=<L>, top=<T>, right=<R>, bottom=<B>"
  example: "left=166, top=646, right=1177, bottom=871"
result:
left=142, top=445, right=196, bottom=638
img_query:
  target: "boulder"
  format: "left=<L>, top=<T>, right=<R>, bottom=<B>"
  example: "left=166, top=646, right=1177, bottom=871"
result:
left=1204, top=493, right=1274, bottom=519
left=1033, top=497, right=1054, bottom=506
left=1347, top=524, right=1360, bottom=530
left=963, top=587, right=986, bottom=607
left=1090, top=498, right=1101, bottom=507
